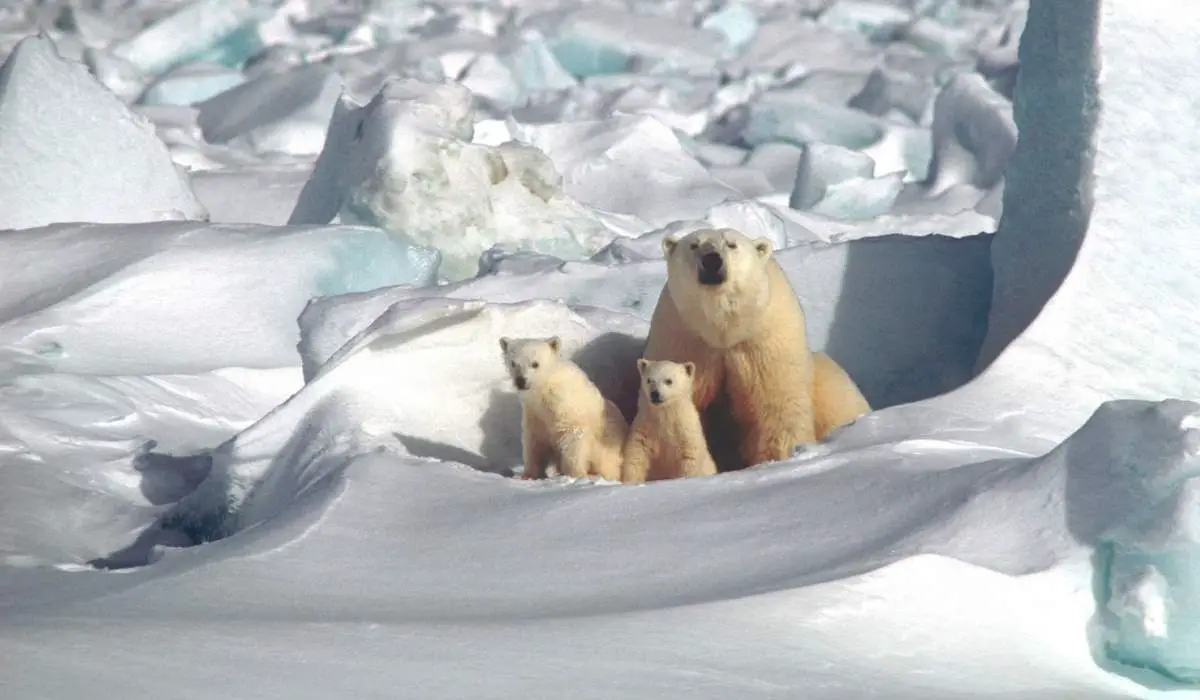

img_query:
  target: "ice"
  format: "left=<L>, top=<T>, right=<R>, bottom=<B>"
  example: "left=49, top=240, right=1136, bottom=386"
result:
left=1100, top=471, right=1200, bottom=683
left=195, top=62, right=343, bottom=156
left=509, top=114, right=741, bottom=226
left=109, top=0, right=277, bottom=76
left=732, top=18, right=881, bottom=75
left=743, top=90, right=888, bottom=151
left=505, top=30, right=577, bottom=96
left=952, top=0, right=1200, bottom=682
left=458, top=32, right=576, bottom=110
left=790, top=142, right=877, bottom=208
left=0, top=35, right=207, bottom=230
left=8, top=0, right=1200, bottom=696
left=288, top=78, right=618, bottom=281
left=848, top=65, right=937, bottom=124
left=701, top=2, right=759, bottom=53
left=541, top=7, right=721, bottom=77
left=923, top=71, right=1017, bottom=196
left=0, top=221, right=439, bottom=376
left=139, top=61, right=245, bottom=106
left=818, top=1, right=914, bottom=39
left=296, top=228, right=991, bottom=408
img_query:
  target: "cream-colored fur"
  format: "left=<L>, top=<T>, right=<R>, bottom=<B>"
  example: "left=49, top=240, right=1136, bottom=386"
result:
left=811, top=350, right=872, bottom=440
left=499, top=336, right=627, bottom=481
left=643, top=227, right=870, bottom=468
left=622, top=359, right=717, bottom=483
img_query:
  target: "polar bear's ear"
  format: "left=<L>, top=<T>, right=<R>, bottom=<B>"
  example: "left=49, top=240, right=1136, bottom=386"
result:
left=547, top=336, right=562, bottom=354
left=498, top=337, right=511, bottom=353
left=661, top=236, right=679, bottom=256
left=682, top=361, right=695, bottom=378
left=753, top=238, right=773, bottom=259
left=637, top=358, right=650, bottom=374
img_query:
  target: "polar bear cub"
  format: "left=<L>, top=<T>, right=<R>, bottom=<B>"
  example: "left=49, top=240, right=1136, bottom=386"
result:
left=499, top=336, right=627, bottom=481
left=622, top=359, right=718, bottom=483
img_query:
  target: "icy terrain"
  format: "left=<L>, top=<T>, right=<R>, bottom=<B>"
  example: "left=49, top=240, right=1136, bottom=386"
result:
left=2, top=0, right=1200, bottom=698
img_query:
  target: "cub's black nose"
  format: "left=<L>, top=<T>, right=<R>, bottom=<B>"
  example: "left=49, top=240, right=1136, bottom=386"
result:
left=649, top=389, right=663, bottom=404
left=700, top=251, right=723, bottom=273
left=515, top=376, right=528, bottom=391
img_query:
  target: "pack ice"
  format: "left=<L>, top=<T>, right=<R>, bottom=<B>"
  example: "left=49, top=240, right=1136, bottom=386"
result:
left=1, top=0, right=1200, bottom=698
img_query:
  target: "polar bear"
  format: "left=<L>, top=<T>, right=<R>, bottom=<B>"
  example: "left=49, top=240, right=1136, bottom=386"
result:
left=499, top=336, right=628, bottom=481
left=622, top=359, right=718, bottom=483
left=642, top=227, right=870, bottom=470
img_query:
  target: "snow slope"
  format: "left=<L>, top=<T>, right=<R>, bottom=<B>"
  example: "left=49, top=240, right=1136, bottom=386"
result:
left=3, top=0, right=1200, bottom=698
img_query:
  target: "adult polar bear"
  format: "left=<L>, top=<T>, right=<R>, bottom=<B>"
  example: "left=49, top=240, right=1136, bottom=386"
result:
left=643, top=227, right=870, bottom=470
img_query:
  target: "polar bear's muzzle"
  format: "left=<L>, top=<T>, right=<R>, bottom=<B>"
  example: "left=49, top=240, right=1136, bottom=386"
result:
left=697, top=250, right=726, bottom=286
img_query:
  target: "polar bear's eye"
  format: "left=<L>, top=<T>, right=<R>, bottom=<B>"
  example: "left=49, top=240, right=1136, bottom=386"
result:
left=531, top=362, right=540, bottom=369
left=726, top=241, right=737, bottom=249
left=690, top=242, right=699, bottom=250
left=664, top=379, right=673, bottom=386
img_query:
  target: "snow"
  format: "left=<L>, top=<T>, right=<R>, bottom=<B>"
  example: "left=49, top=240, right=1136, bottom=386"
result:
left=0, top=35, right=208, bottom=230
left=3, top=0, right=1200, bottom=697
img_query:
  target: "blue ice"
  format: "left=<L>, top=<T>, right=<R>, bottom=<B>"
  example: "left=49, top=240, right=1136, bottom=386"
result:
left=1098, top=478, right=1200, bottom=686
left=316, top=227, right=442, bottom=298
left=701, top=3, right=759, bottom=52
left=549, top=35, right=631, bottom=78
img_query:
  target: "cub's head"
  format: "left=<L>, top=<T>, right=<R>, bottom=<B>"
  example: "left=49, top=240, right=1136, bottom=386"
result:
left=636, top=358, right=695, bottom=406
left=498, top=336, right=561, bottom=392
left=661, top=227, right=773, bottom=289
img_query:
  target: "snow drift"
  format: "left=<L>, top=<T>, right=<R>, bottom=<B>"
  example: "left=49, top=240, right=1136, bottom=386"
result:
left=3, top=0, right=1200, bottom=698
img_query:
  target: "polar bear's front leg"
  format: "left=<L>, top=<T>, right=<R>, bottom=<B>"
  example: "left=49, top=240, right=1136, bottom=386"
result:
left=620, top=431, right=653, bottom=483
left=556, top=430, right=592, bottom=479
left=521, top=414, right=552, bottom=480
left=724, top=345, right=816, bottom=467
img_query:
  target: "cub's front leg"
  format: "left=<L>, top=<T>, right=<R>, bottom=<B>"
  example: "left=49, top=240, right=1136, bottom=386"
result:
left=521, top=415, right=552, bottom=479
left=620, top=431, right=654, bottom=484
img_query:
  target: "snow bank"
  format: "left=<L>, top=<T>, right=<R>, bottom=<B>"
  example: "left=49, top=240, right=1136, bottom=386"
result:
left=147, top=299, right=646, bottom=548
left=296, top=230, right=991, bottom=409
left=0, top=35, right=207, bottom=231
left=288, top=78, right=621, bottom=281
left=0, top=221, right=439, bottom=375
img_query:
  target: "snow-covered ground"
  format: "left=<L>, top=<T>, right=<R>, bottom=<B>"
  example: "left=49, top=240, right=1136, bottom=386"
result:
left=2, top=0, right=1200, bottom=697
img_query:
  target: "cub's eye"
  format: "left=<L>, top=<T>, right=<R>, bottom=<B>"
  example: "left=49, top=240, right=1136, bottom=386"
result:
left=726, top=241, right=737, bottom=249
left=530, top=361, right=540, bottom=369
left=664, top=379, right=673, bottom=386
left=690, top=242, right=699, bottom=250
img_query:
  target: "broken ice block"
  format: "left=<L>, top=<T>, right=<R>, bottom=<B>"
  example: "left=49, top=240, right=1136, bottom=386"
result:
left=701, top=2, right=759, bottom=53
left=140, top=61, right=245, bottom=106
left=110, top=0, right=276, bottom=76
left=1099, top=478, right=1200, bottom=684
left=288, top=78, right=619, bottom=281
left=790, top=143, right=876, bottom=210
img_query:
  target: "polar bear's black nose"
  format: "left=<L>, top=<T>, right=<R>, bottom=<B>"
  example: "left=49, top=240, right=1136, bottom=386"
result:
left=649, top=389, right=663, bottom=404
left=514, top=376, right=528, bottom=391
left=698, top=251, right=726, bottom=285
left=700, top=251, right=723, bottom=274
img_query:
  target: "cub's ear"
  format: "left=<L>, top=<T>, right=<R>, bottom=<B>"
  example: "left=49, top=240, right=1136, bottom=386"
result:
left=682, top=361, right=695, bottom=378
left=753, top=238, right=773, bottom=259
left=661, top=236, right=679, bottom=256
left=547, top=336, right=562, bottom=354
left=498, top=337, right=511, bottom=353
left=637, top=357, right=650, bottom=374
